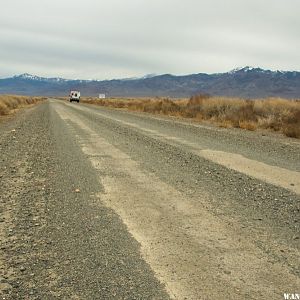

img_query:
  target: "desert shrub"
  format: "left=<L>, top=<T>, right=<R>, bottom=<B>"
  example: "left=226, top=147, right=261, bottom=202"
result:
left=81, top=96, right=300, bottom=138
left=0, top=95, right=44, bottom=116
left=283, top=125, right=300, bottom=138
left=0, top=102, right=10, bottom=115
left=238, top=120, right=257, bottom=131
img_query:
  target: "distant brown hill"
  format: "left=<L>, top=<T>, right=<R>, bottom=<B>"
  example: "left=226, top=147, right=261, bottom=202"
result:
left=0, top=67, right=299, bottom=98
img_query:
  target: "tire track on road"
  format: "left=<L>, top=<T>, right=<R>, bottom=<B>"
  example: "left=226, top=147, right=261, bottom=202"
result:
left=61, top=101, right=300, bottom=195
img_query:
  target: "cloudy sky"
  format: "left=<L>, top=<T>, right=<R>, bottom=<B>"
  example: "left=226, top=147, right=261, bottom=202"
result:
left=1, top=0, right=299, bottom=79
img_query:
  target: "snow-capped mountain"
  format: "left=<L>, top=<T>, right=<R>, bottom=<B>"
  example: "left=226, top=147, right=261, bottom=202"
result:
left=119, top=73, right=158, bottom=81
left=13, top=73, right=69, bottom=83
left=229, top=66, right=285, bottom=74
left=1, top=67, right=299, bottom=98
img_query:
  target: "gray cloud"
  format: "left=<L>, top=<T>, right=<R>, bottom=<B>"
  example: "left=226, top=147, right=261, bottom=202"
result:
left=1, top=0, right=299, bottom=79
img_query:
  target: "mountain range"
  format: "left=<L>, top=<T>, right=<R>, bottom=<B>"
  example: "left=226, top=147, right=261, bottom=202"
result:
left=0, top=67, right=299, bottom=98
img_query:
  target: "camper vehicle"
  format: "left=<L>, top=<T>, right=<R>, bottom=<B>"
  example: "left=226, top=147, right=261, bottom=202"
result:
left=69, top=91, right=80, bottom=102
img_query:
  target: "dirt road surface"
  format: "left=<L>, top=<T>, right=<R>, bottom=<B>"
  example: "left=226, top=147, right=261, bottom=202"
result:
left=0, top=99, right=299, bottom=299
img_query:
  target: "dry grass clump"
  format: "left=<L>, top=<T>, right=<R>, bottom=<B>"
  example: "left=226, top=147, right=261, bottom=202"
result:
left=83, top=97, right=185, bottom=116
left=0, top=95, right=45, bottom=116
left=185, top=95, right=300, bottom=137
left=82, top=95, right=300, bottom=138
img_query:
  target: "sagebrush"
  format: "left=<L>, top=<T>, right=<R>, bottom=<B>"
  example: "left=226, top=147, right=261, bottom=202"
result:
left=0, top=95, right=45, bottom=116
left=81, top=95, right=300, bottom=138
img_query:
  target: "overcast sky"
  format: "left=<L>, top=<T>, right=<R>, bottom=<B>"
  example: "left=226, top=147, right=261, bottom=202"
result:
left=1, top=0, right=299, bottom=79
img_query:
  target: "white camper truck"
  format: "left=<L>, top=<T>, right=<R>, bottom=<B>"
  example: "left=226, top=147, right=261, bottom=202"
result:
left=69, top=91, right=80, bottom=102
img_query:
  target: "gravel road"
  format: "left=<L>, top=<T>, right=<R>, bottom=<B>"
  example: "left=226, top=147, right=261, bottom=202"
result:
left=0, top=99, right=299, bottom=299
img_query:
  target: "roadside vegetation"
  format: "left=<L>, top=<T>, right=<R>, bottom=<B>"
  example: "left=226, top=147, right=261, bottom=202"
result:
left=82, top=95, right=300, bottom=138
left=0, top=95, right=45, bottom=116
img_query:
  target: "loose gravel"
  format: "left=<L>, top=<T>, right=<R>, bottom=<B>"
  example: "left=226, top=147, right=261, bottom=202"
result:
left=0, top=103, right=169, bottom=299
left=1, top=100, right=299, bottom=299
